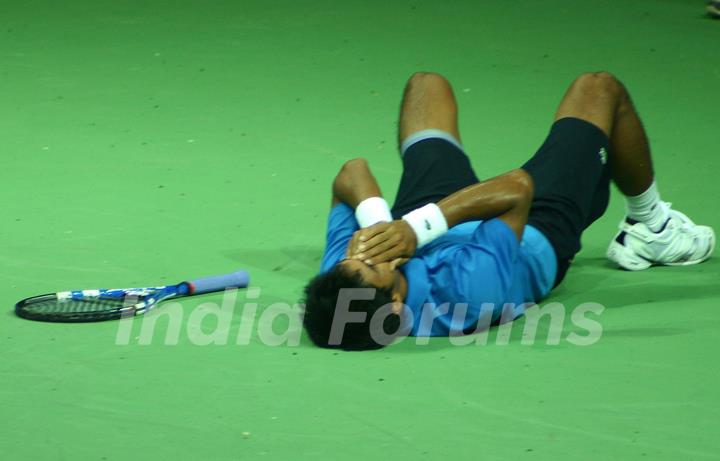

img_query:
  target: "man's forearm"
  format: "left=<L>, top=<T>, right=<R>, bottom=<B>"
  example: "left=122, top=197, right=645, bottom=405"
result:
left=437, top=169, right=533, bottom=239
left=332, top=158, right=383, bottom=208
left=347, top=167, right=533, bottom=264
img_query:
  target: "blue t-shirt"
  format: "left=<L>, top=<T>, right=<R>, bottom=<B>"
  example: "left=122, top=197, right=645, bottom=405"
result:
left=320, top=204, right=557, bottom=336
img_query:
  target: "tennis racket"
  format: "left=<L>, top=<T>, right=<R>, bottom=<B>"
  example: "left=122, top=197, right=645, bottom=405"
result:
left=15, top=270, right=250, bottom=323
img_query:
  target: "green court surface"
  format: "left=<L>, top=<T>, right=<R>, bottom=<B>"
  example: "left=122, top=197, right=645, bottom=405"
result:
left=1, top=1, right=718, bottom=459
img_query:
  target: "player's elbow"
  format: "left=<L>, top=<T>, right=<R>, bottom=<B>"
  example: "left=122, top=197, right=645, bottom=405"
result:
left=333, top=158, right=370, bottom=197
left=335, top=157, right=369, bottom=182
left=500, top=169, right=534, bottom=241
left=335, top=158, right=369, bottom=184
left=510, top=169, right=534, bottom=207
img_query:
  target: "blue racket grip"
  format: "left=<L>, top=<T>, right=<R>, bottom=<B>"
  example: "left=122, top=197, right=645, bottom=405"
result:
left=186, top=270, right=250, bottom=295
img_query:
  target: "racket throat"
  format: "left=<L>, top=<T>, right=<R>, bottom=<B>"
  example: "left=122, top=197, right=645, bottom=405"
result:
left=179, top=282, right=194, bottom=296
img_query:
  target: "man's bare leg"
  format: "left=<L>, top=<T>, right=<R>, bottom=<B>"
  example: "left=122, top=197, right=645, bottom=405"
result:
left=398, top=72, right=461, bottom=149
left=553, top=72, right=714, bottom=269
left=554, top=72, right=654, bottom=198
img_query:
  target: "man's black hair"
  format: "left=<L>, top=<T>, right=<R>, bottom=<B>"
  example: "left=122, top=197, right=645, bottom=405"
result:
left=302, top=265, right=401, bottom=351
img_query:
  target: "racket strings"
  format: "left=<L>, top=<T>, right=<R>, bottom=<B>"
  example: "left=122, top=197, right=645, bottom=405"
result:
left=29, top=298, right=129, bottom=314
left=16, top=295, right=148, bottom=321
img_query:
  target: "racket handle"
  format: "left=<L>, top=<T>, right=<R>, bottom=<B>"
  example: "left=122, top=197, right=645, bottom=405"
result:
left=186, top=270, right=250, bottom=295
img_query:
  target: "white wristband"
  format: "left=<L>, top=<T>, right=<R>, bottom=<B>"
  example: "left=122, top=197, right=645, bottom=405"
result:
left=402, top=203, right=448, bottom=248
left=355, top=197, right=392, bottom=228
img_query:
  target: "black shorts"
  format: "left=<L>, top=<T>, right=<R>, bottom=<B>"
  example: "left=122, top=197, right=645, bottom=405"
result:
left=521, top=117, right=611, bottom=285
left=391, top=136, right=479, bottom=219
left=390, top=117, right=611, bottom=287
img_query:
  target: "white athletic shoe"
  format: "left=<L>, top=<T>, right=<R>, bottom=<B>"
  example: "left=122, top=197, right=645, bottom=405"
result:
left=607, top=203, right=716, bottom=271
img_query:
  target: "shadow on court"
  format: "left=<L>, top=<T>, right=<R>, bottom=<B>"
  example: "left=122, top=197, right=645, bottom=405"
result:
left=557, top=257, right=720, bottom=308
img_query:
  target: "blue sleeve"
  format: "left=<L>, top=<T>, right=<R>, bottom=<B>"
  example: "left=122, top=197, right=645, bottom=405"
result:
left=319, top=204, right=359, bottom=273
left=454, top=218, right=520, bottom=320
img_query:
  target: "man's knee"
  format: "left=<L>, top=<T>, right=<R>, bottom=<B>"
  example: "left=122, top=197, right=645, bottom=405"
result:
left=571, top=71, right=625, bottom=99
left=406, top=71, right=452, bottom=93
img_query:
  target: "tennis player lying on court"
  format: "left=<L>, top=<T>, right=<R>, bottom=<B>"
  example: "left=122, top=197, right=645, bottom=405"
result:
left=302, top=71, right=715, bottom=350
